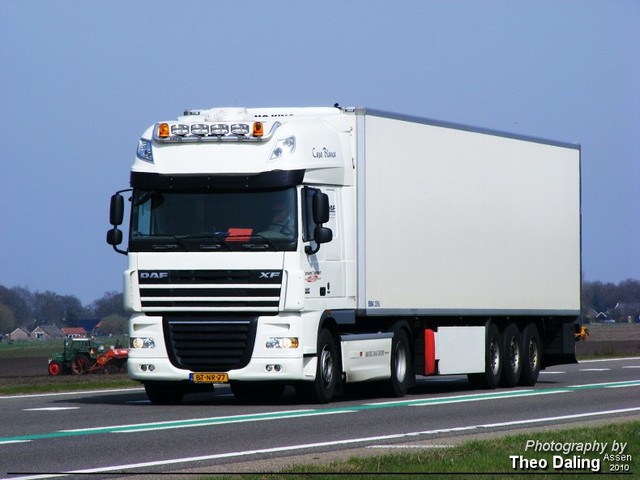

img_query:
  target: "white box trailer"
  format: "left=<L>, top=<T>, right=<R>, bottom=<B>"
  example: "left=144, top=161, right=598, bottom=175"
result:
left=357, top=111, right=581, bottom=315
left=107, top=106, right=581, bottom=405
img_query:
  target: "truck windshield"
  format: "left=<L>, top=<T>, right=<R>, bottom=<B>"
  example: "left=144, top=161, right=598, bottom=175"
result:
left=129, top=187, right=297, bottom=252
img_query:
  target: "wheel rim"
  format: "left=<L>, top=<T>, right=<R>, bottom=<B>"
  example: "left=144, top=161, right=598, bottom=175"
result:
left=72, top=357, right=86, bottom=374
left=320, top=345, right=334, bottom=387
left=509, top=337, right=520, bottom=372
left=528, top=339, right=539, bottom=371
left=489, top=338, right=500, bottom=375
left=395, top=342, right=407, bottom=382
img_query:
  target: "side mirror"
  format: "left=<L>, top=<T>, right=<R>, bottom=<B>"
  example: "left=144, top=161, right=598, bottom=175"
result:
left=312, top=192, right=330, bottom=224
left=305, top=192, right=333, bottom=255
left=106, top=228, right=123, bottom=246
left=314, top=226, right=332, bottom=245
left=110, top=193, right=124, bottom=226
left=107, top=190, right=129, bottom=255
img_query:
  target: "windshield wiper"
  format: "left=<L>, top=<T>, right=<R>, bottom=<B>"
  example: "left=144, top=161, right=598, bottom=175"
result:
left=245, top=233, right=279, bottom=251
left=152, top=234, right=192, bottom=251
left=178, top=233, right=232, bottom=251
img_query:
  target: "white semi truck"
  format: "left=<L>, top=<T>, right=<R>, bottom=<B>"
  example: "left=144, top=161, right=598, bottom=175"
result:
left=107, top=106, right=581, bottom=405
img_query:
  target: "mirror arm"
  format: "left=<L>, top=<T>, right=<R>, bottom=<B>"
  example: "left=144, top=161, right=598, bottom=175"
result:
left=111, top=243, right=128, bottom=256
left=305, top=243, right=320, bottom=255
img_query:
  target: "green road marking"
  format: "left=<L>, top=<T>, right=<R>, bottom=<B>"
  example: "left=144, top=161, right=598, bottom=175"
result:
left=1, top=380, right=638, bottom=444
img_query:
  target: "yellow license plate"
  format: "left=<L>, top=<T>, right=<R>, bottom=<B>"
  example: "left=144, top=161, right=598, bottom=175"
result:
left=190, top=372, right=229, bottom=383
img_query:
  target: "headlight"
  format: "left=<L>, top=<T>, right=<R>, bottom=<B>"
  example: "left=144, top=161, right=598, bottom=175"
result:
left=266, top=337, right=299, bottom=349
left=131, top=337, right=155, bottom=349
left=269, top=136, right=296, bottom=161
left=136, top=139, right=154, bottom=163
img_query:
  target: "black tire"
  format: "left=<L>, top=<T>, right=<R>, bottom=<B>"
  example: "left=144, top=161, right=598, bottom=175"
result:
left=144, top=382, right=185, bottom=405
left=296, top=329, right=340, bottom=403
left=519, top=323, right=542, bottom=386
left=468, top=323, right=502, bottom=389
left=500, top=323, right=522, bottom=387
left=383, top=328, right=411, bottom=397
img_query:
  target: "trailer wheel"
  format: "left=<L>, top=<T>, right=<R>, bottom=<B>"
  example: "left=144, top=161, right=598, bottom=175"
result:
left=500, top=323, right=522, bottom=387
left=48, top=361, right=62, bottom=376
left=519, top=323, right=541, bottom=386
left=468, top=323, right=502, bottom=389
left=296, top=328, right=340, bottom=404
left=144, top=382, right=184, bottom=405
left=71, top=355, right=89, bottom=375
left=383, top=328, right=411, bottom=397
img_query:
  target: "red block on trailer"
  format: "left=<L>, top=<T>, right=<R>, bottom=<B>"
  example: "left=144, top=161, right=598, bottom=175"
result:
left=424, top=329, right=435, bottom=375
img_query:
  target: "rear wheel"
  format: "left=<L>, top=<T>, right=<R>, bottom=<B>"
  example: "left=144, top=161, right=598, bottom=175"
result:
left=500, top=323, right=522, bottom=387
left=519, top=323, right=541, bottom=386
left=71, top=355, right=89, bottom=375
left=468, top=323, right=502, bottom=389
left=144, top=382, right=185, bottom=405
left=296, top=328, right=340, bottom=403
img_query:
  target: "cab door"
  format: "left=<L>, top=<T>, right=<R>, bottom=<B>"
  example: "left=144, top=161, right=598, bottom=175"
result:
left=302, top=187, right=345, bottom=301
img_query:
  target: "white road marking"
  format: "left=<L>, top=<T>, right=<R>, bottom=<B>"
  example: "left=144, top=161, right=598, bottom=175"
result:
left=579, top=368, right=610, bottom=372
left=23, top=407, right=80, bottom=412
left=579, top=357, right=640, bottom=363
left=367, top=444, right=455, bottom=449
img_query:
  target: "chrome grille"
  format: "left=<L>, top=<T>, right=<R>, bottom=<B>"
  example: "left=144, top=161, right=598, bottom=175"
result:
left=138, top=269, right=282, bottom=313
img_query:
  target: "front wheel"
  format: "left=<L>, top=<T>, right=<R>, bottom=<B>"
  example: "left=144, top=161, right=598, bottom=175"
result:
left=48, top=361, right=62, bottom=376
left=296, top=329, right=340, bottom=404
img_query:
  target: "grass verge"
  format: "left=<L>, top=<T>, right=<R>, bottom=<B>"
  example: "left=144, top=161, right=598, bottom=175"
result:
left=210, top=420, right=638, bottom=479
left=0, top=375, right=139, bottom=395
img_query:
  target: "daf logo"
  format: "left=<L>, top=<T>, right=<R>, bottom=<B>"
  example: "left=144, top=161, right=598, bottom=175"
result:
left=140, top=272, right=169, bottom=279
left=259, top=271, right=281, bottom=279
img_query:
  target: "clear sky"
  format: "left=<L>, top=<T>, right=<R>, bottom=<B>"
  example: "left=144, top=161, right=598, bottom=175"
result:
left=1, top=1, right=638, bottom=305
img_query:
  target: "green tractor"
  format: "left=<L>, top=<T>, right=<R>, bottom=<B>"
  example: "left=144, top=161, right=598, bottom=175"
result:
left=48, top=338, right=128, bottom=375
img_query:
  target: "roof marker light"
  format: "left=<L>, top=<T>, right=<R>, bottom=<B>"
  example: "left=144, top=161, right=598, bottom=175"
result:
left=252, top=122, right=264, bottom=137
left=269, top=136, right=296, bottom=161
left=136, top=139, right=153, bottom=163
left=158, top=123, right=170, bottom=138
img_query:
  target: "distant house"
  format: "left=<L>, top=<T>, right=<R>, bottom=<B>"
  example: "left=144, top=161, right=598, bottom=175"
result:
left=8, top=328, right=30, bottom=341
left=62, top=327, right=87, bottom=338
left=31, top=324, right=64, bottom=340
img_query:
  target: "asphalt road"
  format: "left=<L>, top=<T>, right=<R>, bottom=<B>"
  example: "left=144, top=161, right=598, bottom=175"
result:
left=1, top=357, right=639, bottom=479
